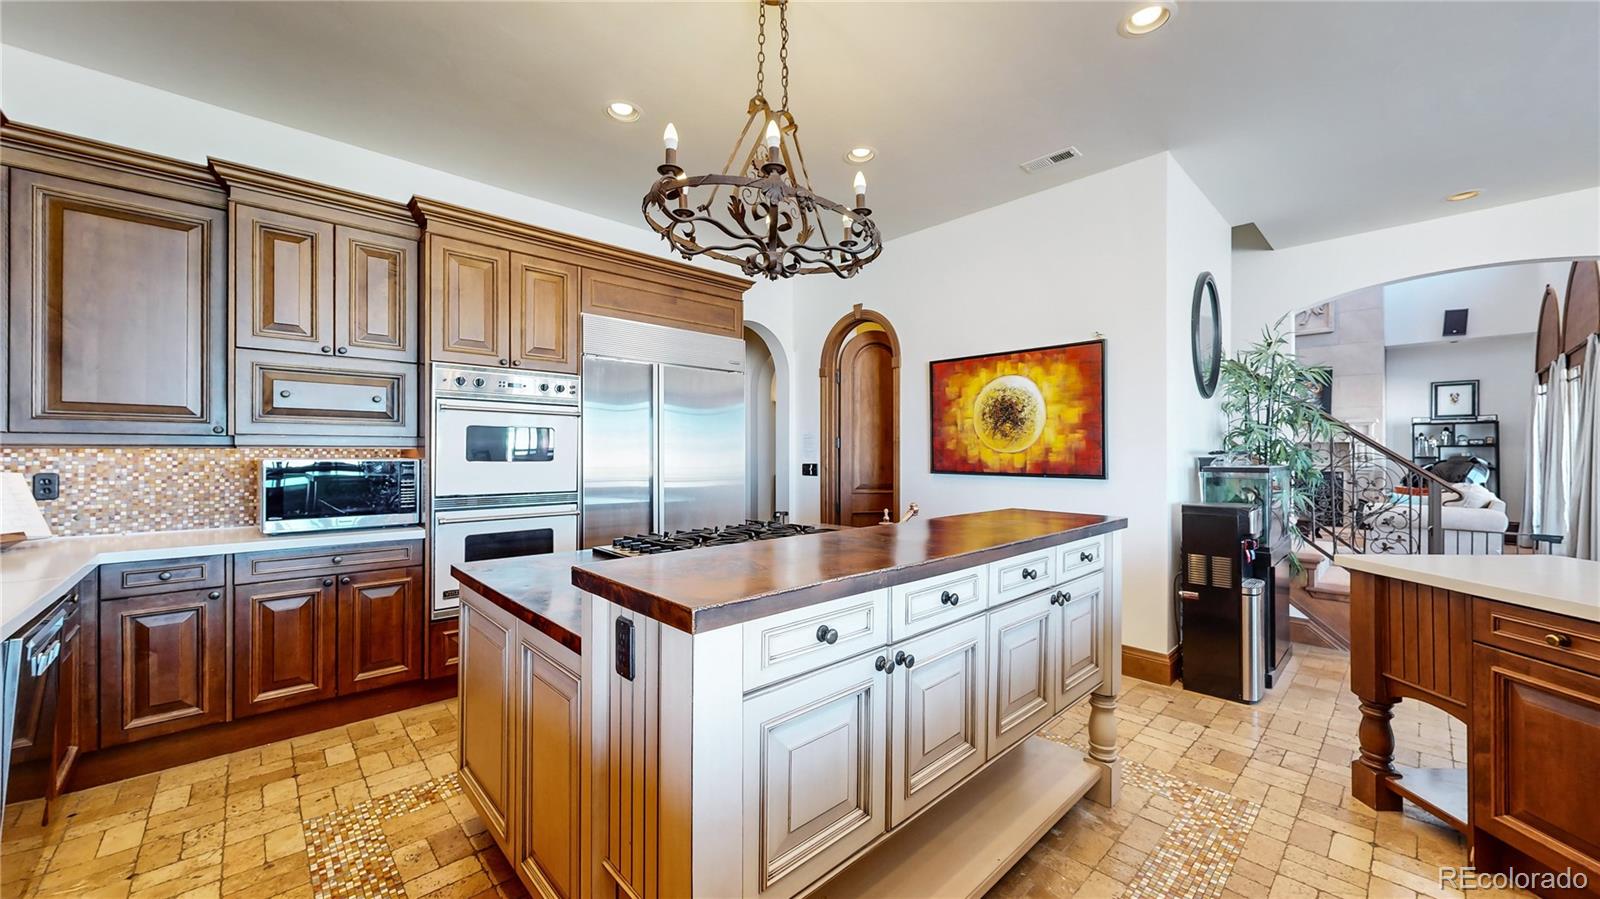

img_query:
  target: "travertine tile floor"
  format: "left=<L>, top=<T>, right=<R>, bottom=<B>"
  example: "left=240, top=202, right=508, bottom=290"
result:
left=0, top=645, right=1529, bottom=899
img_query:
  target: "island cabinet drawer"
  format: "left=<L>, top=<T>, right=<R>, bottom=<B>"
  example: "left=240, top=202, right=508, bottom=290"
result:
left=1473, top=599, right=1600, bottom=677
left=743, top=589, right=889, bottom=690
left=989, top=549, right=1056, bottom=605
left=1057, top=535, right=1105, bottom=580
left=233, top=540, right=424, bottom=584
left=100, top=555, right=225, bottom=598
left=889, top=564, right=988, bottom=640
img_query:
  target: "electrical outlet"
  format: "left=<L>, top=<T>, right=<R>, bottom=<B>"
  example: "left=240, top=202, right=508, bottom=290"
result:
left=32, top=472, right=61, bottom=501
left=801, top=463, right=819, bottom=477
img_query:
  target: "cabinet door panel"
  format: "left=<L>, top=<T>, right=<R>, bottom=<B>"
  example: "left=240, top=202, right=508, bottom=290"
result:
left=234, top=576, right=337, bottom=717
left=8, top=170, right=227, bottom=435
left=234, top=204, right=334, bottom=354
left=1472, top=645, right=1600, bottom=883
left=459, top=598, right=515, bottom=848
left=744, top=654, right=888, bottom=898
left=988, top=590, right=1055, bottom=758
left=429, top=236, right=509, bottom=365
left=890, top=616, right=987, bottom=825
left=99, top=588, right=226, bottom=745
left=510, top=254, right=578, bottom=373
left=517, top=636, right=582, bottom=899
left=337, top=567, right=423, bottom=694
left=336, top=224, right=418, bottom=362
left=50, top=600, right=84, bottom=803
left=1055, top=574, right=1104, bottom=713
left=235, top=348, right=416, bottom=438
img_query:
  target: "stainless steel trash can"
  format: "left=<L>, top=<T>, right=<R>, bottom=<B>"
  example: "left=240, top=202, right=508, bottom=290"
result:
left=1240, top=578, right=1266, bottom=703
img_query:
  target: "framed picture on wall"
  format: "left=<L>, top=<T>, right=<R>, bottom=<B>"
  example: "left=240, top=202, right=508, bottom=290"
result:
left=929, top=339, right=1106, bottom=478
left=1431, top=379, right=1479, bottom=419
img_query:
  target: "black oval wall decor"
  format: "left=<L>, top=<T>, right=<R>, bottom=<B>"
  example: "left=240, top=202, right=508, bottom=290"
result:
left=1191, top=272, right=1221, bottom=398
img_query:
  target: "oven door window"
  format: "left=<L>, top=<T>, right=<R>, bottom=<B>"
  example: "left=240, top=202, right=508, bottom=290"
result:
left=463, top=527, right=555, bottom=562
left=464, top=426, right=555, bottom=463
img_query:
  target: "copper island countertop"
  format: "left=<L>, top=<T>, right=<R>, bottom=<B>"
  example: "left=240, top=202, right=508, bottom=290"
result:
left=452, top=550, right=592, bottom=653
left=572, top=508, right=1126, bottom=634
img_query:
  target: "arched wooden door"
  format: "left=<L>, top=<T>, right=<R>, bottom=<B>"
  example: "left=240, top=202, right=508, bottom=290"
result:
left=835, top=331, right=896, bottom=526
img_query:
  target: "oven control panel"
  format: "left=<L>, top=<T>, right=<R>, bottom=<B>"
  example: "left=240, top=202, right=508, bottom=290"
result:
left=434, top=364, right=580, bottom=405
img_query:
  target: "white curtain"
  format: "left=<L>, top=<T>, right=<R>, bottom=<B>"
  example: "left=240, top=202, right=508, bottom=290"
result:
left=1568, top=335, right=1600, bottom=560
left=1523, top=354, right=1570, bottom=546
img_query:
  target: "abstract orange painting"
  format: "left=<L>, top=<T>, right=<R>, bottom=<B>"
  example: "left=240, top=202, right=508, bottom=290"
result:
left=929, top=339, right=1106, bottom=478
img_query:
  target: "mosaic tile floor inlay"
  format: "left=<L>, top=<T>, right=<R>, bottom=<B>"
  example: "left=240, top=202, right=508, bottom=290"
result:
left=0, top=646, right=1534, bottom=898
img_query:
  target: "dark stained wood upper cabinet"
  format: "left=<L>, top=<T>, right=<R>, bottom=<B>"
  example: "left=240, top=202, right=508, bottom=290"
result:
left=6, top=168, right=228, bottom=439
left=338, top=566, right=424, bottom=694
left=428, top=235, right=510, bottom=366
left=580, top=267, right=742, bottom=338
left=99, top=587, right=227, bottom=746
left=336, top=224, right=418, bottom=362
left=510, top=253, right=579, bottom=372
left=234, top=575, right=339, bottom=717
left=233, top=203, right=335, bottom=355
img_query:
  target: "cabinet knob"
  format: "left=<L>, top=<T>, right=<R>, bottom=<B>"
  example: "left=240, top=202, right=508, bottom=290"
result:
left=279, top=390, right=292, bottom=398
left=1546, top=633, right=1572, bottom=648
left=372, top=395, right=384, bottom=404
left=323, top=578, right=334, bottom=587
left=212, top=425, right=225, bottom=434
left=1022, top=567, right=1038, bottom=580
left=208, top=591, right=221, bottom=600
left=499, top=359, right=509, bottom=366
left=1080, top=551, right=1094, bottom=562
left=816, top=625, right=838, bottom=645
left=940, top=590, right=959, bottom=606
left=321, top=346, right=332, bottom=354
left=340, top=576, right=352, bottom=585
left=158, top=571, right=173, bottom=581
left=511, top=360, right=521, bottom=367
left=895, top=650, right=916, bottom=669
left=874, top=654, right=895, bottom=674
left=331, top=556, right=343, bottom=564
left=336, top=346, right=348, bottom=355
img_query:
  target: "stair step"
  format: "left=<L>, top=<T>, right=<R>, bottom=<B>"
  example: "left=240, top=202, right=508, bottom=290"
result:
left=1305, top=564, right=1350, bottom=599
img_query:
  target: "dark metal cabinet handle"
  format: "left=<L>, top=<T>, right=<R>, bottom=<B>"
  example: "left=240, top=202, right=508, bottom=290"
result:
left=279, top=390, right=292, bottom=398
left=207, top=591, right=221, bottom=600
left=340, top=576, right=352, bottom=585
left=875, top=654, right=895, bottom=674
left=371, top=396, right=384, bottom=404
left=1546, top=633, right=1572, bottom=648
left=1022, top=567, right=1038, bottom=580
left=321, top=345, right=332, bottom=354
left=336, top=346, right=348, bottom=355
left=158, top=571, right=173, bottom=581
left=511, top=360, right=521, bottom=367
left=212, top=425, right=225, bottom=434
left=331, top=556, right=343, bottom=564
left=816, top=625, right=838, bottom=645
left=895, top=650, right=916, bottom=669
left=940, top=590, right=959, bottom=606
left=322, top=578, right=334, bottom=587
left=1080, top=551, right=1094, bottom=562
left=498, top=358, right=509, bottom=366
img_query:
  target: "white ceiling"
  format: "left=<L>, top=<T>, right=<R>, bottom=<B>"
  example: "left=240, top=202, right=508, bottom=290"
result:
left=2, top=1, right=1596, bottom=248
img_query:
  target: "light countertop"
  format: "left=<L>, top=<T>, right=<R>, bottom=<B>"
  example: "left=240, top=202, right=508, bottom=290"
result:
left=1338, top=554, right=1600, bottom=623
left=1, top=525, right=426, bottom=638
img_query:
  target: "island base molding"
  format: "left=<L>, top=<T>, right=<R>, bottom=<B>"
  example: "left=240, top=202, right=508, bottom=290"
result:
left=1121, top=644, right=1179, bottom=685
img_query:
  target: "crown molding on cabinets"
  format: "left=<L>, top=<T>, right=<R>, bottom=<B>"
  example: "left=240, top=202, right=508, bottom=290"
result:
left=0, top=114, right=224, bottom=207
left=209, top=158, right=418, bottom=238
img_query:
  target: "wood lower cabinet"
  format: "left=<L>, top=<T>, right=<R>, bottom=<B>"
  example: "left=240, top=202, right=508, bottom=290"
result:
left=6, top=168, right=228, bottom=439
left=1471, top=644, right=1600, bottom=884
left=428, top=618, right=461, bottom=680
left=50, top=590, right=85, bottom=804
left=742, top=653, right=889, bottom=899
left=99, top=587, right=227, bottom=745
left=889, top=616, right=986, bottom=826
left=458, top=598, right=516, bottom=848
left=516, top=632, right=583, bottom=899
left=233, top=575, right=338, bottom=716
left=338, top=567, right=424, bottom=694
left=987, top=590, right=1056, bottom=758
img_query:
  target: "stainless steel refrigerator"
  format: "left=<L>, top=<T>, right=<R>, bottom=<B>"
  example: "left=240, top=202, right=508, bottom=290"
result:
left=581, top=314, right=746, bottom=547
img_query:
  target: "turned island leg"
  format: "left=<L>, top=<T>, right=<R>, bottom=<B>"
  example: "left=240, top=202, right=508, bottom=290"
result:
left=1087, top=533, right=1123, bottom=806
left=1349, top=571, right=1402, bottom=812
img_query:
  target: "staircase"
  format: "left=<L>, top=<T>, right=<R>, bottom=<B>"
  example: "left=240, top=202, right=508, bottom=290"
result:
left=1288, top=416, right=1465, bottom=649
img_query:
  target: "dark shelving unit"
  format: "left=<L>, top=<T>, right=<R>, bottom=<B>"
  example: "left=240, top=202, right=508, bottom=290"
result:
left=1410, top=415, right=1500, bottom=495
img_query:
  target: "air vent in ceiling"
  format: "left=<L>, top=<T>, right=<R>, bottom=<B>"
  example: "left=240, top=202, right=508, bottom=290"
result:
left=1019, top=146, right=1081, bottom=174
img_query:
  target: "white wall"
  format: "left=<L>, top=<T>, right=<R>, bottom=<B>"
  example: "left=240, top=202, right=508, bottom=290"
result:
left=791, top=153, right=1233, bottom=654
left=1384, top=334, right=1533, bottom=516
left=1234, top=188, right=1600, bottom=344
left=1383, top=261, right=1570, bottom=347
left=1, top=46, right=802, bottom=513
left=1295, top=288, right=1387, bottom=436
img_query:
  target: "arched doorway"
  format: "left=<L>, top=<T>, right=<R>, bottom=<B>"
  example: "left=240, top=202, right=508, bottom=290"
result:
left=820, top=305, right=900, bottom=526
left=744, top=326, right=778, bottom=521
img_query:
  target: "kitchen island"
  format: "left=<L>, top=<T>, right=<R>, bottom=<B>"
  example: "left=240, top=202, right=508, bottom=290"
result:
left=455, top=508, right=1126, bottom=899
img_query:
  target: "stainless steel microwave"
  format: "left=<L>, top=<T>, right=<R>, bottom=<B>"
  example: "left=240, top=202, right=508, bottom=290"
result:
left=259, top=459, right=420, bottom=535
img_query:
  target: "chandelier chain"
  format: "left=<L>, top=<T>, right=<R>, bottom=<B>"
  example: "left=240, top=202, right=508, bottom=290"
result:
left=778, top=0, right=790, bottom=112
left=755, top=1, right=766, bottom=101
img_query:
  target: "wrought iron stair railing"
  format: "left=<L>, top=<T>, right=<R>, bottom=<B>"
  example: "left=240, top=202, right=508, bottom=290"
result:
left=1305, top=415, right=1464, bottom=558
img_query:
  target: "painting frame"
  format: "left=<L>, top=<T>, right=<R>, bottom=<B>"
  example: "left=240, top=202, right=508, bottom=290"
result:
left=928, top=337, right=1107, bottom=480
left=1430, top=379, right=1479, bottom=419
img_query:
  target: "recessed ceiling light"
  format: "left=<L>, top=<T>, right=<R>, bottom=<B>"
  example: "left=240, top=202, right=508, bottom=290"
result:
left=1118, top=2, right=1173, bottom=37
left=605, top=101, right=641, bottom=123
left=1445, top=189, right=1481, bottom=202
left=844, top=147, right=876, bottom=164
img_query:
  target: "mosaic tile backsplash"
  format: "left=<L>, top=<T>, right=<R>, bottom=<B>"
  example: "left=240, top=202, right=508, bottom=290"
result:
left=0, top=446, right=418, bottom=536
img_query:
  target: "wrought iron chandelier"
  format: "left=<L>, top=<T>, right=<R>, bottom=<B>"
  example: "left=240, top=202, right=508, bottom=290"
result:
left=642, top=0, right=883, bottom=280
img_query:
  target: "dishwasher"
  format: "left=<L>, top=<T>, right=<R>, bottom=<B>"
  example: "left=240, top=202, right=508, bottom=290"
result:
left=1, top=587, right=77, bottom=839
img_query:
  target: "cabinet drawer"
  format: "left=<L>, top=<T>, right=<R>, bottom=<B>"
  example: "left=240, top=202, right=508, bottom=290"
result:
left=233, top=539, right=424, bottom=584
left=989, top=549, right=1056, bottom=605
left=1474, top=599, right=1600, bottom=677
left=100, top=555, right=225, bottom=598
left=743, top=590, right=889, bottom=691
left=1057, top=535, right=1105, bottom=580
left=889, top=563, right=987, bottom=641
left=235, top=348, right=418, bottom=438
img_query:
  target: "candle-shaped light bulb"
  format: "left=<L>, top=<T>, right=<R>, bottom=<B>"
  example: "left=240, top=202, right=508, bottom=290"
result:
left=841, top=213, right=854, bottom=243
left=663, top=123, right=679, bottom=150
left=853, top=171, right=867, bottom=208
left=764, top=119, right=781, bottom=149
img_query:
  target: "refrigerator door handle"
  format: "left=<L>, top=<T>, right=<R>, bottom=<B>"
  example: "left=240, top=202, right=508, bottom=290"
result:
left=652, top=363, right=665, bottom=535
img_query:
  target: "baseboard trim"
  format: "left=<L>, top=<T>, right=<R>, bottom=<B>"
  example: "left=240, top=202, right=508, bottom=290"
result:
left=1122, top=645, right=1180, bottom=685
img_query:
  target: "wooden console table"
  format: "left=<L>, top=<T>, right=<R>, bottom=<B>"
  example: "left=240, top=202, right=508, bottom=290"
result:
left=1344, top=555, right=1600, bottom=897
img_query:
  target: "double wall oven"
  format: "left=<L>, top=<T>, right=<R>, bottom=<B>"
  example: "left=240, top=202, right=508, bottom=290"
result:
left=429, top=364, right=580, bottom=618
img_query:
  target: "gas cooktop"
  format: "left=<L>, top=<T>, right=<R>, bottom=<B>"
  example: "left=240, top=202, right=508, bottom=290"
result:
left=592, top=519, right=826, bottom=558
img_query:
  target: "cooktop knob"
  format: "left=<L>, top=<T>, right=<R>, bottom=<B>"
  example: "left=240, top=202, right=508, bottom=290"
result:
left=453, top=376, right=466, bottom=386
left=540, top=383, right=550, bottom=391
left=473, top=377, right=486, bottom=388
left=555, top=384, right=566, bottom=393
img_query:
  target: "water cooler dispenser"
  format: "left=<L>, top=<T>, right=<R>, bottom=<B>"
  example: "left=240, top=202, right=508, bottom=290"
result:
left=1178, top=503, right=1279, bottom=703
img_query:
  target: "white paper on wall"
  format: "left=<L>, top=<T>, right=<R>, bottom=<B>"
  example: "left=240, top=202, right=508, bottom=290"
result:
left=0, top=472, right=53, bottom=540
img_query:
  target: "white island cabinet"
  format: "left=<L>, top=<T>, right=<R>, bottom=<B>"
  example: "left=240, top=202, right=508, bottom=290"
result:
left=457, top=510, right=1125, bottom=899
